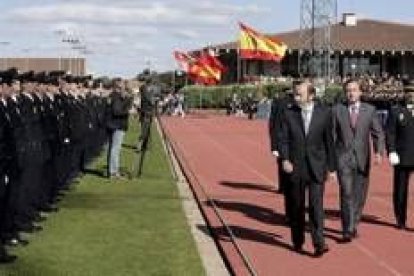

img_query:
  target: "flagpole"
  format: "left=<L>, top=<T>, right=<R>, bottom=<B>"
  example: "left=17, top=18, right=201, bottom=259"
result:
left=199, top=87, right=202, bottom=110
left=237, top=48, right=241, bottom=83
left=172, top=70, right=176, bottom=92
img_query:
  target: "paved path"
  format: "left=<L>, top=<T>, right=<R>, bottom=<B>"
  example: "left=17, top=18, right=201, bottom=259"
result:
left=161, top=114, right=414, bottom=276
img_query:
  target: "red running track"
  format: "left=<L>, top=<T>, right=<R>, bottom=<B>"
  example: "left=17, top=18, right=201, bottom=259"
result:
left=161, top=114, right=414, bottom=276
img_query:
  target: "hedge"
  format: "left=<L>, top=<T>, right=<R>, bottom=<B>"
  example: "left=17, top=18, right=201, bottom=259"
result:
left=181, top=83, right=344, bottom=108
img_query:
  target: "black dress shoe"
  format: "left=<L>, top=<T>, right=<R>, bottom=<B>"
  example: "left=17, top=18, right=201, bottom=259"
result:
left=16, top=237, right=29, bottom=246
left=397, top=223, right=407, bottom=230
left=34, top=215, right=47, bottom=223
left=41, top=206, right=59, bottom=213
left=339, top=234, right=352, bottom=244
left=314, top=245, right=329, bottom=257
left=20, top=224, right=43, bottom=233
left=293, top=244, right=305, bottom=254
left=351, top=229, right=359, bottom=238
left=0, top=253, right=17, bottom=264
left=61, top=186, right=71, bottom=191
left=32, top=225, right=43, bottom=232
left=5, top=238, right=19, bottom=247
left=5, top=235, right=28, bottom=247
left=276, top=188, right=284, bottom=194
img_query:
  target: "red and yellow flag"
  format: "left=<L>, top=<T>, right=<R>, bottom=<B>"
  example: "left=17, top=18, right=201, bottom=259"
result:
left=196, top=52, right=226, bottom=84
left=173, top=50, right=226, bottom=85
left=173, top=51, right=194, bottom=72
left=239, top=22, right=287, bottom=61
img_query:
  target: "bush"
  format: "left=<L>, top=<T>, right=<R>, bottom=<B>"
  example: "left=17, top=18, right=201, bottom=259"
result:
left=182, top=83, right=291, bottom=109
left=181, top=83, right=344, bottom=108
left=323, top=85, right=344, bottom=104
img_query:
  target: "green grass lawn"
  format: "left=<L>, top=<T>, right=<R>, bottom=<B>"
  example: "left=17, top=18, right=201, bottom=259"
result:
left=0, top=118, right=205, bottom=276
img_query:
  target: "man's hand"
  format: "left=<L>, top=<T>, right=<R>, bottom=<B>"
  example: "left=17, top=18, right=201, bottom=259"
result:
left=374, top=153, right=382, bottom=165
left=389, top=152, right=400, bottom=166
left=282, top=160, right=294, bottom=174
left=272, top=151, right=279, bottom=158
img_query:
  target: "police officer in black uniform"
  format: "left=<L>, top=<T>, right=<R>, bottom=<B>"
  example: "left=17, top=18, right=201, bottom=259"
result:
left=386, top=82, right=414, bottom=230
left=0, top=75, right=18, bottom=263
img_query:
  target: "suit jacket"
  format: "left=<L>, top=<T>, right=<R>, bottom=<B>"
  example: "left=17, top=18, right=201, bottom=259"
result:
left=0, top=101, right=13, bottom=171
left=268, top=97, right=290, bottom=152
left=332, top=102, right=385, bottom=173
left=386, top=105, right=414, bottom=167
left=279, top=102, right=336, bottom=184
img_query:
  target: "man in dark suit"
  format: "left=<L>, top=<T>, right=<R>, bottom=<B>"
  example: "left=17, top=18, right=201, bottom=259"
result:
left=269, top=89, right=295, bottom=225
left=269, top=89, right=295, bottom=194
left=332, top=79, right=385, bottom=242
left=386, top=86, right=414, bottom=230
left=279, top=81, right=336, bottom=257
left=269, top=92, right=286, bottom=194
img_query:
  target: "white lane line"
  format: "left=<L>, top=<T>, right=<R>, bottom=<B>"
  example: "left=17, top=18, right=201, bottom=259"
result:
left=354, top=242, right=403, bottom=276
left=201, top=117, right=408, bottom=275
left=182, top=117, right=408, bottom=275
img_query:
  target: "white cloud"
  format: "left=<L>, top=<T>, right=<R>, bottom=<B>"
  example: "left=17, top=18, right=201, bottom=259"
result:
left=132, top=42, right=153, bottom=52
left=171, top=29, right=199, bottom=40
left=9, top=3, right=169, bottom=24
left=1, top=0, right=270, bottom=76
left=7, top=2, right=230, bottom=26
left=6, top=1, right=268, bottom=27
left=189, top=1, right=265, bottom=16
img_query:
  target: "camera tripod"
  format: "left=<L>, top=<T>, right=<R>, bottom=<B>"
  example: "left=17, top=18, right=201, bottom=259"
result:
left=130, top=113, right=153, bottom=178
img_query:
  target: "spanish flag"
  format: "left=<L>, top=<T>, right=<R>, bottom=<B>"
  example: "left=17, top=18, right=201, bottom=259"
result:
left=173, top=51, right=194, bottom=72
left=196, top=52, right=226, bottom=83
left=239, top=22, right=287, bottom=61
left=173, top=51, right=226, bottom=85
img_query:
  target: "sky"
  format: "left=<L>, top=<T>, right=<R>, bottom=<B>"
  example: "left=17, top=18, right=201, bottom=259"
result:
left=0, top=0, right=412, bottom=77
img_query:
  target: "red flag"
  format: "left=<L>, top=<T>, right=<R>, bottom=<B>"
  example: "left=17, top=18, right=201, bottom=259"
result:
left=195, top=52, right=226, bottom=84
left=198, top=52, right=226, bottom=72
left=173, top=51, right=194, bottom=72
left=173, top=50, right=226, bottom=85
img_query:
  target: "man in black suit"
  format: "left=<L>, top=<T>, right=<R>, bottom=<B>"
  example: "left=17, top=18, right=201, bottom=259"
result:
left=386, top=86, right=414, bottom=230
left=279, top=81, right=336, bottom=257
left=269, top=89, right=295, bottom=194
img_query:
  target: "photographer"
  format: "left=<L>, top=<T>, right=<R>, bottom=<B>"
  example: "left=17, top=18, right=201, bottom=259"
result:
left=106, top=79, right=132, bottom=179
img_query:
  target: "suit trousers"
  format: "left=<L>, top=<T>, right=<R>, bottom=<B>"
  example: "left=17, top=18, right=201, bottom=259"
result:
left=393, top=166, right=412, bottom=226
left=285, top=177, right=325, bottom=248
left=277, top=158, right=285, bottom=192
left=276, top=159, right=290, bottom=221
left=338, top=154, right=369, bottom=234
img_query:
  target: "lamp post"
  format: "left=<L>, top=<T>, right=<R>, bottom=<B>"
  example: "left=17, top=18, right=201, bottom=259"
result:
left=80, top=49, right=93, bottom=75
left=54, top=30, right=67, bottom=71
left=55, top=29, right=83, bottom=75
left=64, top=37, right=80, bottom=75
left=21, top=48, right=32, bottom=72
left=145, top=59, right=152, bottom=73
